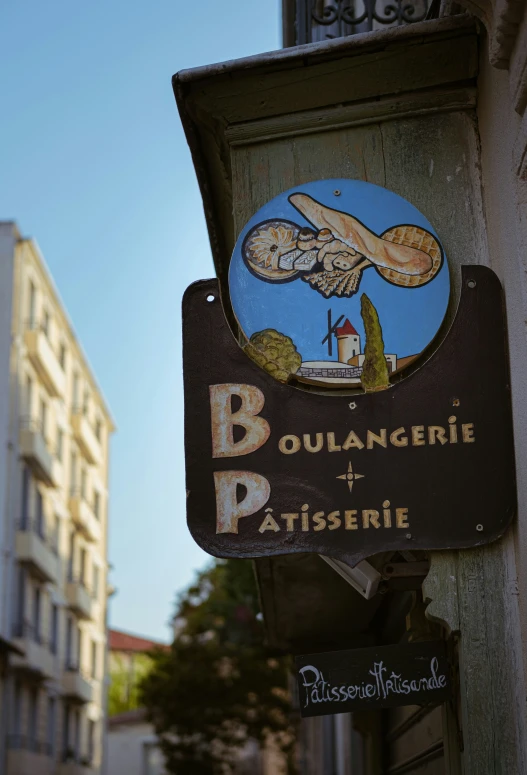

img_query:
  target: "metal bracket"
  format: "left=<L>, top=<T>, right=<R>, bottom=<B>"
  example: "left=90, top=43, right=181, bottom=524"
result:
left=319, top=555, right=382, bottom=599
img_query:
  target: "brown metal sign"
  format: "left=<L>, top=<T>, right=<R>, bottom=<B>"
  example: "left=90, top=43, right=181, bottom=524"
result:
left=183, top=266, right=515, bottom=566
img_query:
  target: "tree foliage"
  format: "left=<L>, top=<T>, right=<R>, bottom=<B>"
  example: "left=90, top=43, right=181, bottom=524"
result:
left=108, top=652, right=154, bottom=716
left=360, top=293, right=389, bottom=391
left=139, top=559, right=296, bottom=775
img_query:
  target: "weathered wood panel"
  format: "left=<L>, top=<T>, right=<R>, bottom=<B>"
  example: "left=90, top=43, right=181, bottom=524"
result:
left=225, top=88, right=477, bottom=147
left=181, top=25, right=477, bottom=124
left=387, top=705, right=443, bottom=766
left=424, top=540, right=527, bottom=774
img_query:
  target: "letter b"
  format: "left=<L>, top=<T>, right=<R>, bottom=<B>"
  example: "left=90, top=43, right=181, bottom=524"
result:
left=210, top=384, right=270, bottom=458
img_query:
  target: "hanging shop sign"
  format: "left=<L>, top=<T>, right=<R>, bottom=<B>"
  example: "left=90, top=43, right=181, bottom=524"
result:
left=229, top=180, right=450, bottom=388
left=183, top=182, right=515, bottom=568
left=294, top=641, right=452, bottom=718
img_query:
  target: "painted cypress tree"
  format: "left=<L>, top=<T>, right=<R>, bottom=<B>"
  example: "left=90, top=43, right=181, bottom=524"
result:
left=360, top=293, right=390, bottom=391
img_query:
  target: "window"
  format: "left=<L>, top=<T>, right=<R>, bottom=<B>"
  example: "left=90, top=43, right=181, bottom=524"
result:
left=47, top=697, right=56, bottom=758
left=73, top=373, right=79, bottom=407
left=21, top=465, right=30, bottom=530
left=63, top=702, right=70, bottom=758
left=91, top=640, right=97, bottom=679
left=28, top=689, right=38, bottom=747
left=77, top=626, right=83, bottom=670
left=39, top=398, right=47, bottom=438
left=35, top=488, right=44, bottom=537
left=26, top=376, right=33, bottom=417
left=33, top=587, right=41, bottom=643
left=65, top=616, right=73, bottom=668
left=92, top=565, right=100, bottom=599
left=68, top=531, right=74, bottom=581
left=70, top=451, right=77, bottom=494
left=93, top=491, right=100, bottom=520
left=42, top=309, right=50, bottom=337
left=74, top=709, right=80, bottom=760
left=52, top=514, right=59, bottom=553
left=28, top=280, right=36, bottom=327
left=80, top=468, right=87, bottom=500
left=13, top=681, right=21, bottom=737
left=50, top=604, right=59, bottom=654
left=82, top=390, right=89, bottom=417
left=87, top=719, right=95, bottom=764
left=15, top=566, right=26, bottom=636
left=56, top=428, right=63, bottom=462
left=79, top=548, right=86, bottom=585
left=59, top=343, right=66, bottom=370
left=95, top=418, right=102, bottom=441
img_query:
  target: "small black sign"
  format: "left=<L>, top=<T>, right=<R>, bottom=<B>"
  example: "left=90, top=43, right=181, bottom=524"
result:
left=295, top=641, right=451, bottom=718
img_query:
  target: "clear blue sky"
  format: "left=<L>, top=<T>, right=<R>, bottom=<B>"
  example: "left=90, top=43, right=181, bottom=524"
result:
left=0, top=0, right=280, bottom=641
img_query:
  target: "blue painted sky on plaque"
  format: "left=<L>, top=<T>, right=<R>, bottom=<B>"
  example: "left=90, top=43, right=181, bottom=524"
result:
left=229, top=179, right=450, bottom=387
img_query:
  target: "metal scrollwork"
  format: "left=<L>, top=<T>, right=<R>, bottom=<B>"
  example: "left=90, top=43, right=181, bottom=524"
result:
left=311, top=3, right=337, bottom=23
left=373, top=0, right=428, bottom=24
left=307, top=0, right=429, bottom=41
left=341, top=5, right=369, bottom=25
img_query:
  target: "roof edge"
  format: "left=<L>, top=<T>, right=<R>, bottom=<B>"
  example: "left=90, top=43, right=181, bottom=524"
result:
left=173, top=14, right=475, bottom=87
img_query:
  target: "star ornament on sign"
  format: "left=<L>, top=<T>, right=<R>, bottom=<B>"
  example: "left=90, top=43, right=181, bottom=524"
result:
left=337, top=461, right=365, bottom=492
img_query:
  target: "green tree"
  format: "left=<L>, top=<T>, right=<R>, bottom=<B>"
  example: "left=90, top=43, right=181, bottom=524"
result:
left=108, top=651, right=155, bottom=716
left=139, top=559, right=296, bottom=775
left=360, top=293, right=389, bottom=391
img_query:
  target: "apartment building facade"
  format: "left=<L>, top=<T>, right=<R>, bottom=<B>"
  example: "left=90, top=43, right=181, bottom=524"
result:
left=0, top=222, right=114, bottom=775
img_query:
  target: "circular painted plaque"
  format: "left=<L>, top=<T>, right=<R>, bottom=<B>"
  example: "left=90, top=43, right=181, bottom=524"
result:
left=229, top=179, right=450, bottom=387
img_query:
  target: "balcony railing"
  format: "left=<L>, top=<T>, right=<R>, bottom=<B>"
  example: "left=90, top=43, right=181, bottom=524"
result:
left=71, top=408, right=101, bottom=465
left=63, top=664, right=94, bottom=703
left=289, top=0, right=432, bottom=45
left=68, top=492, right=101, bottom=543
left=7, top=734, right=52, bottom=756
left=16, top=521, right=59, bottom=584
left=19, top=418, right=57, bottom=487
left=12, top=619, right=46, bottom=645
left=66, top=576, right=94, bottom=620
left=18, top=518, right=59, bottom=555
left=11, top=620, right=56, bottom=679
left=59, top=756, right=93, bottom=775
left=24, top=321, right=66, bottom=398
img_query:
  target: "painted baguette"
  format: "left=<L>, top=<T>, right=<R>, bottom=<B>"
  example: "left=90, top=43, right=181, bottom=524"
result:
left=289, top=193, right=433, bottom=277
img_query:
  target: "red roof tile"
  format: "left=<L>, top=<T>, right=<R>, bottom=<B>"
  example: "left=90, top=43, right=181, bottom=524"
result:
left=109, top=629, right=168, bottom=653
left=108, top=708, right=148, bottom=727
left=336, top=318, right=358, bottom=337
